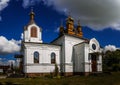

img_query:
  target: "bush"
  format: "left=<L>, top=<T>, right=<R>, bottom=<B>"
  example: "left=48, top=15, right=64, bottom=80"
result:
left=54, top=63, right=59, bottom=77
left=112, top=64, right=120, bottom=71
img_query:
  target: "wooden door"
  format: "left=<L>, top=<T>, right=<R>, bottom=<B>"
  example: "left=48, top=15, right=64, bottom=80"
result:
left=91, top=55, right=97, bottom=72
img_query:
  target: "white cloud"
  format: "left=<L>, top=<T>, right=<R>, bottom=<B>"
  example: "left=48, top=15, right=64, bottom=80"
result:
left=10, top=39, right=21, bottom=45
left=16, top=58, right=21, bottom=67
left=0, top=58, right=7, bottom=65
left=21, top=0, right=120, bottom=31
left=54, top=27, right=60, bottom=33
left=0, top=61, right=3, bottom=65
left=22, top=0, right=30, bottom=8
left=21, top=33, right=23, bottom=40
left=0, top=0, right=10, bottom=11
left=0, top=36, right=21, bottom=55
left=43, top=0, right=120, bottom=30
left=0, top=0, right=10, bottom=21
left=104, top=45, right=117, bottom=52
left=0, top=16, right=2, bottom=21
left=8, top=60, right=15, bottom=65
left=0, top=58, right=16, bottom=66
left=21, top=0, right=41, bottom=8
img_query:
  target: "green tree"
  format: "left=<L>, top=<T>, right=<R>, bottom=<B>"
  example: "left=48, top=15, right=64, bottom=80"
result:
left=103, top=49, right=120, bottom=71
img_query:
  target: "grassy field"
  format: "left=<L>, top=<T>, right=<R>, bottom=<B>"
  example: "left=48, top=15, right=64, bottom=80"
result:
left=0, top=72, right=120, bottom=85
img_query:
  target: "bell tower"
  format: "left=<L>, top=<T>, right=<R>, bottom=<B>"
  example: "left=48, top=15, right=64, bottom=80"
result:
left=23, top=9, right=43, bottom=43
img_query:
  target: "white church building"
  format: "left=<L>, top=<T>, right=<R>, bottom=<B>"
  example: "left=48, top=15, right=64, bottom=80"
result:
left=21, top=10, right=102, bottom=77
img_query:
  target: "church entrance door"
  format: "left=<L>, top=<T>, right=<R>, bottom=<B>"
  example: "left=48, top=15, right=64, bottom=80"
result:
left=91, top=54, right=97, bottom=72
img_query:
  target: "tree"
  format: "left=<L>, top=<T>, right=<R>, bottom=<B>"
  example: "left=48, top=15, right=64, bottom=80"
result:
left=103, top=49, right=120, bottom=71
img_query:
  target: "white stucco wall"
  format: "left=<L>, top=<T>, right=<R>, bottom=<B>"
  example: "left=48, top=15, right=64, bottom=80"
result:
left=97, top=55, right=102, bottom=72
left=26, top=64, right=60, bottom=73
left=51, top=35, right=65, bottom=73
left=74, top=43, right=85, bottom=72
left=23, top=43, right=61, bottom=73
left=64, top=35, right=85, bottom=72
left=64, top=35, right=84, bottom=63
left=52, top=35, right=87, bottom=73
left=84, top=44, right=91, bottom=72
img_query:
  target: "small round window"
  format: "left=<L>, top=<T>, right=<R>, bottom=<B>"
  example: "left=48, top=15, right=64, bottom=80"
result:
left=92, top=44, right=96, bottom=50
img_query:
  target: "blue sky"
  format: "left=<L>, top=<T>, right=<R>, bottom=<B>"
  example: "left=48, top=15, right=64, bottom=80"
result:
left=0, top=0, right=120, bottom=64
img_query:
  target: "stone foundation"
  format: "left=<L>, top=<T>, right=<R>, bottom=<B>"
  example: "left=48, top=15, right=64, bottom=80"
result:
left=25, top=72, right=102, bottom=77
left=84, top=72, right=90, bottom=76
left=74, top=72, right=90, bottom=76
left=25, top=73, right=50, bottom=77
left=64, top=72, right=73, bottom=76
left=25, top=72, right=73, bottom=77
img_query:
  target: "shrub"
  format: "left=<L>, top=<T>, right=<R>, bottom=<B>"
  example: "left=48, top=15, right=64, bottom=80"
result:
left=112, top=64, right=120, bottom=71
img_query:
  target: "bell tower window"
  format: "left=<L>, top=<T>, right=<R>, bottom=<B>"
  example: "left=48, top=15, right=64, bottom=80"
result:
left=31, top=26, right=37, bottom=37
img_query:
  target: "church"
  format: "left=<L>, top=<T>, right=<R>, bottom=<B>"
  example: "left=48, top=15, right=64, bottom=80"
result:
left=21, top=10, right=102, bottom=77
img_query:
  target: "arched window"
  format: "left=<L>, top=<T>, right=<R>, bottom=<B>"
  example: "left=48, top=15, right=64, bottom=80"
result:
left=31, top=26, right=37, bottom=37
left=34, top=51, right=39, bottom=63
left=51, top=52, right=56, bottom=64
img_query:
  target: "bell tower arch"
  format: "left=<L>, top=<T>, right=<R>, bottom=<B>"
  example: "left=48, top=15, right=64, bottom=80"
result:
left=23, top=9, right=42, bottom=43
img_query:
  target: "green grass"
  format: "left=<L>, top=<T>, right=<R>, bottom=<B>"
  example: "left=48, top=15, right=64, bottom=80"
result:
left=0, top=72, right=120, bottom=85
